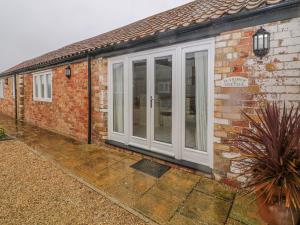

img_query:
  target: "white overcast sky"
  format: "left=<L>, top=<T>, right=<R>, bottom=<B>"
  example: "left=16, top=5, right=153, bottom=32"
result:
left=0, top=0, right=192, bottom=72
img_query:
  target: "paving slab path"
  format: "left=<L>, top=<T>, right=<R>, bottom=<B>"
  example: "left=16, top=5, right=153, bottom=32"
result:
left=0, top=114, right=266, bottom=225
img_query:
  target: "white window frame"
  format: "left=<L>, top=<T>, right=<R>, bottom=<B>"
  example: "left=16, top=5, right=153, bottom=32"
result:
left=180, top=43, right=215, bottom=167
left=108, top=58, right=129, bottom=143
left=108, top=38, right=215, bottom=168
left=0, top=79, right=4, bottom=99
left=33, top=70, right=53, bottom=102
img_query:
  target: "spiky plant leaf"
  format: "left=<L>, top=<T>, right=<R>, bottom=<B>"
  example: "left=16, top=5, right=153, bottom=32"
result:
left=231, top=102, right=300, bottom=209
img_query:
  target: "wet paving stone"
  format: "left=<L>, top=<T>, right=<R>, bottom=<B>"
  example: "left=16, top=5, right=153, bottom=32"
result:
left=134, top=187, right=181, bottom=224
left=168, top=213, right=207, bottom=225
left=115, top=171, right=157, bottom=195
left=56, top=157, right=86, bottom=169
left=73, top=157, right=117, bottom=179
left=226, top=218, right=246, bottom=225
left=180, top=190, right=232, bottom=225
left=104, top=170, right=157, bottom=207
left=104, top=184, right=141, bottom=207
left=110, top=158, right=137, bottom=172
left=229, top=194, right=267, bottom=225
left=152, top=170, right=200, bottom=202
left=161, top=169, right=200, bottom=187
left=94, top=162, right=135, bottom=189
left=195, top=177, right=236, bottom=201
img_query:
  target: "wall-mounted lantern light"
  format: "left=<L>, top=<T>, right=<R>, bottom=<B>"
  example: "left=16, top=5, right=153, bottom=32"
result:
left=253, top=27, right=270, bottom=58
left=5, top=78, right=8, bottom=85
left=65, top=65, right=71, bottom=79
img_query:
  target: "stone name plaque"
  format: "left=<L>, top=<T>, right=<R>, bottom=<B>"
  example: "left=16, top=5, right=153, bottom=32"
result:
left=221, top=76, right=249, bottom=87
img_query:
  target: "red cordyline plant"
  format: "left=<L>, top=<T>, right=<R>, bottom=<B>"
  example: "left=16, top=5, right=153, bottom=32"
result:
left=232, top=102, right=300, bottom=209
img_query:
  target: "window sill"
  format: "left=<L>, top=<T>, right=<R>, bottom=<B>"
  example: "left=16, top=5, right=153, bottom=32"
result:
left=33, top=98, right=52, bottom=103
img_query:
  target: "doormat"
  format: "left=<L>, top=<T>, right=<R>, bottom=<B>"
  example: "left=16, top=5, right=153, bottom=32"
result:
left=131, top=159, right=170, bottom=178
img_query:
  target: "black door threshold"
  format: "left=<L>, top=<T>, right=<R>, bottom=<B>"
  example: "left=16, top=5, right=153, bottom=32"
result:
left=105, top=140, right=212, bottom=175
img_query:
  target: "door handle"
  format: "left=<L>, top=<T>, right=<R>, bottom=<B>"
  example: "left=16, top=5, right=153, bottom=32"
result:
left=150, top=96, right=154, bottom=108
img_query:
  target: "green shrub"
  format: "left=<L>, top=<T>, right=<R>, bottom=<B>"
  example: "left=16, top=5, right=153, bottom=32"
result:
left=0, top=127, right=5, bottom=138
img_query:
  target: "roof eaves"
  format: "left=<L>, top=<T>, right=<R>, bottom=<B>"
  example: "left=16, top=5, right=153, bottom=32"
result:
left=1, top=0, right=299, bottom=77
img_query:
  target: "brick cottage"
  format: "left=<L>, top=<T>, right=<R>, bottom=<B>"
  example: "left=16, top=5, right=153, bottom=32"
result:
left=0, top=0, right=299, bottom=184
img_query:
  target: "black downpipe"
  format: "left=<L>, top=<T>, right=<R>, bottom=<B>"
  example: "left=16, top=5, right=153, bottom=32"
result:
left=14, top=74, right=18, bottom=122
left=87, top=56, right=92, bottom=144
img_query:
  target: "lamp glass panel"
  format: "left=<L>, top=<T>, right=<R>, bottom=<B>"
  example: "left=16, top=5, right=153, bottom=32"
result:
left=254, top=36, right=258, bottom=50
left=258, top=34, right=264, bottom=49
left=264, top=34, right=269, bottom=48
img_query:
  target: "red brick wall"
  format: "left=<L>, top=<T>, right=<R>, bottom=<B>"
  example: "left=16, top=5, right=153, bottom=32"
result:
left=0, top=77, right=15, bottom=116
left=21, top=60, right=104, bottom=143
left=23, top=62, right=90, bottom=142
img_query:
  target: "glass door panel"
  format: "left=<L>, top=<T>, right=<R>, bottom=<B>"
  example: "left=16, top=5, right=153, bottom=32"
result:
left=132, top=60, right=147, bottom=139
left=185, top=50, right=208, bottom=152
left=153, top=56, right=172, bottom=144
left=113, top=63, right=124, bottom=133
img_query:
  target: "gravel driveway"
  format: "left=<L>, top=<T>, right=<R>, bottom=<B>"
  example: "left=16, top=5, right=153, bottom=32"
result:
left=0, top=141, right=148, bottom=225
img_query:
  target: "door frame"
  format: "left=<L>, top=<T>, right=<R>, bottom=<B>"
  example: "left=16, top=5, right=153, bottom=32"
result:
left=107, top=38, right=215, bottom=168
left=180, top=43, right=215, bottom=167
left=107, top=57, right=129, bottom=144
left=149, top=50, right=177, bottom=156
left=128, top=55, right=151, bottom=150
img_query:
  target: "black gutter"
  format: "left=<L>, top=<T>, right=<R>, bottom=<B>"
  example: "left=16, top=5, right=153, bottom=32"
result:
left=14, top=74, right=17, bottom=121
left=1, top=0, right=299, bottom=77
left=87, top=55, right=92, bottom=144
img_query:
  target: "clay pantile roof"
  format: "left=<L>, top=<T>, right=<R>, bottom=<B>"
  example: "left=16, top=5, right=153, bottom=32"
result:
left=2, top=0, right=286, bottom=75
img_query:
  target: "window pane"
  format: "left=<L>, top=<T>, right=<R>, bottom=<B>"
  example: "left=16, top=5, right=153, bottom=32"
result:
left=185, top=50, right=208, bottom=152
left=34, top=76, right=39, bottom=98
left=154, top=55, right=172, bottom=144
left=113, top=63, right=124, bottom=133
left=46, top=74, right=52, bottom=98
left=132, top=60, right=147, bottom=138
left=40, top=75, right=45, bottom=98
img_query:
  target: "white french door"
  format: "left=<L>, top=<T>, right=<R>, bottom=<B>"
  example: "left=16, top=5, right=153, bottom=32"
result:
left=149, top=51, right=176, bottom=155
left=128, top=56, right=150, bottom=149
left=128, top=51, right=176, bottom=156
left=180, top=44, right=214, bottom=166
left=108, top=38, right=215, bottom=168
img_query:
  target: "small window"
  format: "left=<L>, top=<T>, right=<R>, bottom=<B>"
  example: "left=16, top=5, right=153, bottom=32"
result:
left=0, top=79, right=4, bottom=98
left=33, top=71, right=52, bottom=102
